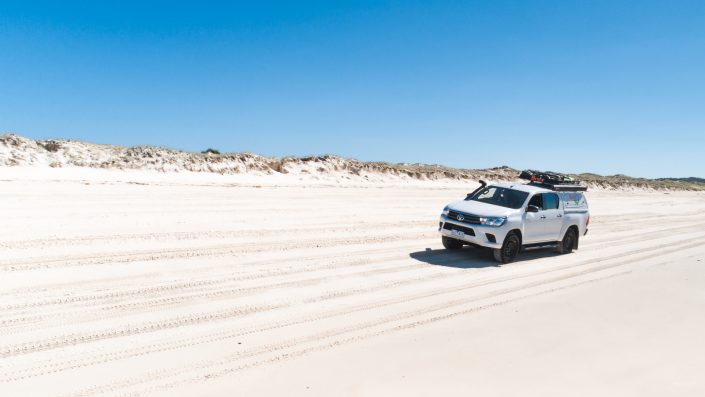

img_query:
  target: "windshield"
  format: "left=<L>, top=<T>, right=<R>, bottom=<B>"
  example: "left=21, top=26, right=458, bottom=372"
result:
left=466, top=186, right=529, bottom=209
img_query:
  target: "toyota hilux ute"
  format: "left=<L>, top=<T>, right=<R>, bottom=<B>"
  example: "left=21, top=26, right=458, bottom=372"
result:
left=439, top=170, right=590, bottom=263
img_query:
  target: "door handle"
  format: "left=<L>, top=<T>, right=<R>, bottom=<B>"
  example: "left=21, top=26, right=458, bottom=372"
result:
left=557, top=214, right=563, bottom=218
left=540, top=216, right=546, bottom=219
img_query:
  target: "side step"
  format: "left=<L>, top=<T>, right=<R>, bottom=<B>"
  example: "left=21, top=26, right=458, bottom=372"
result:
left=521, top=242, right=559, bottom=251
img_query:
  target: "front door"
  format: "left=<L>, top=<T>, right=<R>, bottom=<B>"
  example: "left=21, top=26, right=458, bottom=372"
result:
left=523, top=194, right=546, bottom=243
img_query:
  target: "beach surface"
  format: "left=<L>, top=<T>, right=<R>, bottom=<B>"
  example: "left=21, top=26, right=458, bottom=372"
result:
left=1, top=168, right=704, bottom=396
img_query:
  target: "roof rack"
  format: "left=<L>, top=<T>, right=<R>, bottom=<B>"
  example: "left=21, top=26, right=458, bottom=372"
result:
left=519, top=170, right=587, bottom=191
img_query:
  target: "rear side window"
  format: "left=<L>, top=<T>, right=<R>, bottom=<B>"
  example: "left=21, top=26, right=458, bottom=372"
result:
left=561, top=192, right=587, bottom=209
left=542, top=193, right=560, bottom=210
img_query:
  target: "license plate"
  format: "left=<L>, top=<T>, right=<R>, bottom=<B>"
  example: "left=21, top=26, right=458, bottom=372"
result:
left=451, top=229, right=465, bottom=238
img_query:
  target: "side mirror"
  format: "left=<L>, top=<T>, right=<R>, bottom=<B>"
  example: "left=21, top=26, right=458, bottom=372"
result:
left=527, top=205, right=540, bottom=213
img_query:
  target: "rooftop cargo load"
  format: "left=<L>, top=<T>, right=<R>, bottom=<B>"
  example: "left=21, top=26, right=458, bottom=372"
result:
left=519, top=170, right=588, bottom=192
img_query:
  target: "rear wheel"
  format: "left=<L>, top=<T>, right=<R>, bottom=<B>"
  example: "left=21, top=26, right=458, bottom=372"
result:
left=493, top=233, right=520, bottom=263
left=556, top=228, right=577, bottom=254
left=442, top=236, right=464, bottom=250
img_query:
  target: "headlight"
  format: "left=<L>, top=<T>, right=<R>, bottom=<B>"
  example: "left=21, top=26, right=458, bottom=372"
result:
left=442, top=206, right=450, bottom=216
left=480, top=216, right=506, bottom=227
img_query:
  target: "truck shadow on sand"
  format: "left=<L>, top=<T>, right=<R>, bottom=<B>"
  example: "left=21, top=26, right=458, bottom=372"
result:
left=409, top=247, right=561, bottom=269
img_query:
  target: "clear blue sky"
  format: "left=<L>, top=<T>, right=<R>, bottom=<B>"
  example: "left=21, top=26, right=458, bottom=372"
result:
left=2, top=1, right=703, bottom=178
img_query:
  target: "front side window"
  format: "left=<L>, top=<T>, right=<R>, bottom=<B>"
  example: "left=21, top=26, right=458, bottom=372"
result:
left=528, top=194, right=543, bottom=209
left=468, top=187, right=529, bottom=209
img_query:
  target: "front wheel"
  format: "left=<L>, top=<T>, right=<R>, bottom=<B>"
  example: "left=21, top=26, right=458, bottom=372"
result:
left=493, top=233, right=520, bottom=264
left=442, top=236, right=464, bottom=250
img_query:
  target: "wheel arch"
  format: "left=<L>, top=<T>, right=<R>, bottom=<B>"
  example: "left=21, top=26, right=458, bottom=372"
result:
left=506, top=228, right=523, bottom=246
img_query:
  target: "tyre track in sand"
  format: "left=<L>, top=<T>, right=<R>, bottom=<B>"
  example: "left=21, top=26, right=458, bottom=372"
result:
left=0, top=239, right=437, bottom=298
left=0, top=231, right=437, bottom=271
left=0, top=220, right=430, bottom=250
left=0, top=240, right=438, bottom=311
left=0, top=257, right=441, bottom=332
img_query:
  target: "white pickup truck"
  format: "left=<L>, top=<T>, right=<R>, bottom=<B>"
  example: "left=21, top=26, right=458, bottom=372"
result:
left=439, top=171, right=589, bottom=263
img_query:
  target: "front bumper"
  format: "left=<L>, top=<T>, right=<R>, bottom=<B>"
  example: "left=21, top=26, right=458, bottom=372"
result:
left=438, top=215, right=506, bottom=249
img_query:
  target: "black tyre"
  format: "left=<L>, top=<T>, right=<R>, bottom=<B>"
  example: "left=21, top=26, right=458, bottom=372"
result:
left=556, top=228, right=577, bottom=254
left=493, top=233, right=521, bottom=264
left=442, top=236, right=464, bottom=250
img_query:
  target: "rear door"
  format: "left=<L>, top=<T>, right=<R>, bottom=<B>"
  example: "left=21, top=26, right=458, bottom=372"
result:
left=541, top=193, right=563, bottom=241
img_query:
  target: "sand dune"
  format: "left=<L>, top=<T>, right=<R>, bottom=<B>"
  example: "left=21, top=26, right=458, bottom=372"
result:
left=1, top=168, right=704, bottom=396
left=3, top=134, right=703, bottom=190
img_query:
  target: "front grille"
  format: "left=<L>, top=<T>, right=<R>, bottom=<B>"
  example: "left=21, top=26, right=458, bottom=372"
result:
left=443, top=222, right=476, bottom=236
left=447, top=210, right=481, bottom=224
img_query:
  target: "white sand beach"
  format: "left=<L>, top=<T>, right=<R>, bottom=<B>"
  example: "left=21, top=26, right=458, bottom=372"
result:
left=1, top=167, right=704, bottom=396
